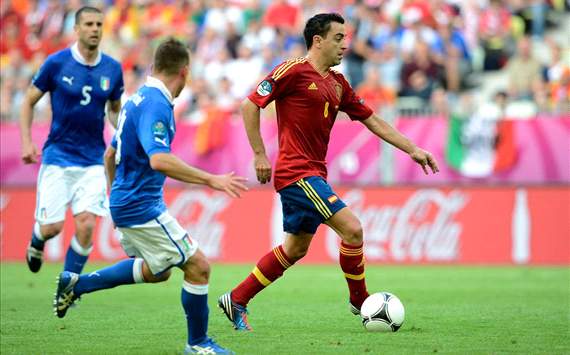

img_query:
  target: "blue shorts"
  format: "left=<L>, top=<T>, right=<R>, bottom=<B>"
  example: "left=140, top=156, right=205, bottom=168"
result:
left=278, top=176, right=346, bottom=235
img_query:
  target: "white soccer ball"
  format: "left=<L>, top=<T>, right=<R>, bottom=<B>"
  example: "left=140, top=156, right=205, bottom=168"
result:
left=360, top=292, right=405, bottom=332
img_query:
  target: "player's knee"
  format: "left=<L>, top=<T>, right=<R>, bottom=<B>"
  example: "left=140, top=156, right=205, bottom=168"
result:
left=190, top=259, right=211, bottom=283
left=76, top=219, right=96, bottom=235
left=342, top=222, right=363, bottom=245
left=40, top=222, right=64, bottom=238
left=146, top=269, right=171, bottom=283
left=181, top=253, right=211, bottom=284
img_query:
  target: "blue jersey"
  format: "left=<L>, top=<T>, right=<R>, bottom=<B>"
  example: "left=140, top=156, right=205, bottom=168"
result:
left=32, top=43, right=124, bottom=167
left=109, top=76, right=175, bottom=227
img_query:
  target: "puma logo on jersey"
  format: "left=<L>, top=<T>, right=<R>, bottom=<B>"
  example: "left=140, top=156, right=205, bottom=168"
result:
left=62, top=75, right=74, bottom=86
left=154, top=137, right=168, bottom=146
left=308, top=82, right=318, bottom=90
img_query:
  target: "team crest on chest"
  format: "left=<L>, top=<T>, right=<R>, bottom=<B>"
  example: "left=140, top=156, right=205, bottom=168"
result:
left=334, top=83, right=342, bottom=100
left=100, top=76, right=110, bottom=91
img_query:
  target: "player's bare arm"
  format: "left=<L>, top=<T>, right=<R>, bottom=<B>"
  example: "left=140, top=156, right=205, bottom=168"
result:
left=149, top=153, right=248, bottom=198
left=361, top=114, right=439, bottom=175
left=20, top=85, right=45, bottom=164
left=106, top=100, right=121, bottom=128
left=242, top=98, right=272, bottom=184
left=103, top=145, right=116, bottom=191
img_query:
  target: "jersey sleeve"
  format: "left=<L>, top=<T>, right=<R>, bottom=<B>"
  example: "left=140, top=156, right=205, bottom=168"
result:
left=338, top=74, right=374, bottom=121
left=137, top=104, right=172, bottom=157
left=109, top=64, right=124, bottom=102
left=247, top=60, right=299, bottom=108
left=31, top=55, right=56, bottom=93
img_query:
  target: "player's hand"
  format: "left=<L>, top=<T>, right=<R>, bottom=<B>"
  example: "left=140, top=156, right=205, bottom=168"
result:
left=209, top=172, right=248, bottom=198
left=254, top=153, right=272, bottom=184
left=21, top=141, right=39, bottom=164
left=410, top=147, right=439, bottom=175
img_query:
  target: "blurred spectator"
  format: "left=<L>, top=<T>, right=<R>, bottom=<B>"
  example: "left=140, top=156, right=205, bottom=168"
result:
left=506, top=36, right=544, bottom=100
left=399, top=6, right=438, bottom=57
left=263, top=0, right=301, bottom=33
left=356, top=66, right=396, bottom=111
left=432, top=21, right=471, bottom=92
left=400, top=41, right=442, bottom=101
left=479, top=0, right=513, bottom=71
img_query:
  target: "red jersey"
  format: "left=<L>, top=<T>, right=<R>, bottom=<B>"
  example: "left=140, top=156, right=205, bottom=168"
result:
left=248, top=58, right=374, bottom=191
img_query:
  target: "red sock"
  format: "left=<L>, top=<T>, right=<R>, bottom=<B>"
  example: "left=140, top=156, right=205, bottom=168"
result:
left=232, top=245, right=294, bottom=306
left=339, top=241, right=369, bottom=308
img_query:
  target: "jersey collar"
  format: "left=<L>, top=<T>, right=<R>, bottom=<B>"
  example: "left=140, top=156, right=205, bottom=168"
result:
left=145, top=76, right=173, bottom=104
left=71, top=42, right=102, bottom=67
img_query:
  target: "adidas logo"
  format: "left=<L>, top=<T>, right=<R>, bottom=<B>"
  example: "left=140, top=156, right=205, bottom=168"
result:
left=308, top=82, right=318, bottom=90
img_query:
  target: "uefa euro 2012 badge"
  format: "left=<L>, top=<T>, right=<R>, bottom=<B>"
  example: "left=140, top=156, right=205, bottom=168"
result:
left=152, top=121, right=168, bottom=146
left=256, top=80, right=272, bottom=96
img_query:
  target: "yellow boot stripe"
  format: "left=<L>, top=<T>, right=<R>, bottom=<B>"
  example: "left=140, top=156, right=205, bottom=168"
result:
left=344, top=272, right=365, bottom=280
left=252, top=267, right=272, bottom=286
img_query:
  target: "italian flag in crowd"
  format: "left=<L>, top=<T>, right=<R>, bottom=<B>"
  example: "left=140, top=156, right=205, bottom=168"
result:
left=445, top=112, right=517, bottom=178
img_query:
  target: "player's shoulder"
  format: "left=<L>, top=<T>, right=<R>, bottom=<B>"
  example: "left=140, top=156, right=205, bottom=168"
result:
left=100, top=53, right=122, bottom=70
left=44, top=48, right=72, bottom=65
left=329, top=68, right=350, bottom=85
left=271, top=57, right=308, bottom=81
left=138, top=86, right=172, bottom=110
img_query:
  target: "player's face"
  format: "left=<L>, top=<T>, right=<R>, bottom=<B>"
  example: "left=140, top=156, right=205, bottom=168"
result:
left=322, top=22, right=347, bottom=67
left=75, top=12, right=104, bottom=50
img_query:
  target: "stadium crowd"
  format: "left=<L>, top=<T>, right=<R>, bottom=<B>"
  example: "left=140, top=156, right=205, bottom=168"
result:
left=1, top=0, right=569, bottom=124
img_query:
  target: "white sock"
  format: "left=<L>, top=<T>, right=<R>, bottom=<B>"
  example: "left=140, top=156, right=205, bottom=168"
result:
left=183, top=281, right=209, bottom=295
left=33, top=222, right=45, bottom=241
left=70, top=235, right=93, bottom=256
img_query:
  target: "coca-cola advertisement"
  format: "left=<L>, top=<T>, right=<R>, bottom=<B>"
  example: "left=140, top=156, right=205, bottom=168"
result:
left=0, top=187, right=568, bottom=264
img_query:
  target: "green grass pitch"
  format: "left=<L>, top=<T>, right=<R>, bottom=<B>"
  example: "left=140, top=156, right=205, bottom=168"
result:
left=1, top=262, right=569, bottom=354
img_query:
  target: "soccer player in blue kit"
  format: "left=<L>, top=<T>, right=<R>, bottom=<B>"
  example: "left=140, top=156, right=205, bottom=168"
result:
left=20, top=6, right=124, bottom=275
left=53, top=38, right=246, bottom=355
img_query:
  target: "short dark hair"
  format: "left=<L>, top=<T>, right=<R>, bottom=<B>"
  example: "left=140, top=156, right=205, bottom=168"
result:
left=153, top=38, right=190, bottom=76
left=75, top=6, right=102, bottom=25
left=303, top=13, right=345, bottom=50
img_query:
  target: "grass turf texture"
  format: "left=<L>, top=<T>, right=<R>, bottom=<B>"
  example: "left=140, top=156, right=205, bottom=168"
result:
left=1, top=263, right=568, bottom=354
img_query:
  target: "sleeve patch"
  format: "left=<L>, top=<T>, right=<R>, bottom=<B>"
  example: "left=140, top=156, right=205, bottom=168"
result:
left=152, top=121, right=166, bottom=137
left=256, top=80, right=273, bottom=96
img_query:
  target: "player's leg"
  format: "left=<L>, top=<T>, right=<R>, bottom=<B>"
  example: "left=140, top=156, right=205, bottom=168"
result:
left=180, top=249, right=233, bottom=354
left=219, top=179, right=327, bottom=331
left=67, top=165, right=108, bottom=273
left=27, top=165, right=70, bottom=273
left=325, top=207, right=369, bottom=313
left=292, top=176, right=369, bottom=313
left=52, top=213, right=183, bottom=318
left=53, top=257, right=151, bottom=318
left=229, top=231, right=310, bottom=309
left=63, top=212, right=96, bottom=273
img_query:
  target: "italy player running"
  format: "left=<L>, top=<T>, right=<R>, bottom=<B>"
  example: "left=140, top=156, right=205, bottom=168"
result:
left=218, top=13, right=439, bottom=331
left=53, top=38, right=246, bottom=355
left=20, top=7, right=124, bottom=275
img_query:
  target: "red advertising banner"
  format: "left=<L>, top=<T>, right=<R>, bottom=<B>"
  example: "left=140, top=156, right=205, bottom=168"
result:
left=1, top=187, right=568, bottom=264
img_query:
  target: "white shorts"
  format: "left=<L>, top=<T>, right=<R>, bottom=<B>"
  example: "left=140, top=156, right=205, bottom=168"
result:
left=118, top=211, right=198, bottom=275
left=35, top=164, right=108, bottom=224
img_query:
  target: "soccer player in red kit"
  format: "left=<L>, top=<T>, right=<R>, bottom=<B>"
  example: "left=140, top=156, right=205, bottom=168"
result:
left=218, top=13, right=439, bottom=331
